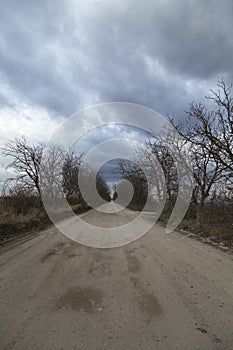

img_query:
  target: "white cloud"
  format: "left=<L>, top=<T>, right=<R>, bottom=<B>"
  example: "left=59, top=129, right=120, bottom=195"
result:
left=0, top=103, right=64, bottom=143
left=0, top=103, right=64, bottom=184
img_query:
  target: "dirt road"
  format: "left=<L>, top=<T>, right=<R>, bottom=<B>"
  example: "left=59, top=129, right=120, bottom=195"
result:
left=0, top=208, right=233, bottom=349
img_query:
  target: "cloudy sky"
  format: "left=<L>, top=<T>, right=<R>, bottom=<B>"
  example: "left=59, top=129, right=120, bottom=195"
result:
left=0, top=0, right=233, bottom=181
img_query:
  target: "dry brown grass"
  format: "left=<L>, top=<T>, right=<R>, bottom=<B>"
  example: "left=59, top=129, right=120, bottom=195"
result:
left=0, top=197, right=90, bottom=243
left=159, top=202, right=233, bottom=247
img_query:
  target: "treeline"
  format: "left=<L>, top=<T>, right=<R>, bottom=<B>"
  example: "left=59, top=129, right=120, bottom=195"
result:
left=172, top=78, right=232, bottom=208
left=115, top=79, right=233, bottom=244
left=0, top=79, right=232, bottom=244
left=0, top=138, right=111, bottom=239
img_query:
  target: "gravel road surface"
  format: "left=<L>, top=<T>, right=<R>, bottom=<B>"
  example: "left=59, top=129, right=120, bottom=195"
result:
left=0, top=207, right=233, bottom=349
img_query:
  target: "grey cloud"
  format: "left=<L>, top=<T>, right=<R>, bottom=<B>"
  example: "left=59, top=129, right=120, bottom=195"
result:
left=0, top=92, right=12, bottom=108
left=72, top=123, right=149, bottom=155
left=0, top=0, right=232, bottom=120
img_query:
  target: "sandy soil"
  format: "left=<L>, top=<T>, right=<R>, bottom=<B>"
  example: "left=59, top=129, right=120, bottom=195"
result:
left=0, top=207, right=233, bottom=349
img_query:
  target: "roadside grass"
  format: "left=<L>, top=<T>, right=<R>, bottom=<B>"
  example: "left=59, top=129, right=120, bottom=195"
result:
left=0, top=208, right=50, bottom=242
left=0, top=198, right=90, bottom=244
left=127, top=199, right=232, bottom=248
left=159, top=202, right=233, bottom=248
left=1, top=195, right=232, bottom=249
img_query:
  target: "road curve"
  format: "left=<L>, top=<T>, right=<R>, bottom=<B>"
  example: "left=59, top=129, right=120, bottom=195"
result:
left=0, top=208, right=233, bottom=349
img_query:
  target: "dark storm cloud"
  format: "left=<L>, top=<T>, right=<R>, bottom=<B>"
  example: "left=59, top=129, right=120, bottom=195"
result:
left=0, top=0, right=233, bottom=118
left=72, top=123, right=150, bottom=155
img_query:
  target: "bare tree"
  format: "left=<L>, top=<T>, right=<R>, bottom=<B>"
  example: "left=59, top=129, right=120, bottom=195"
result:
left=191, top=143, right=223, bottom=207
left=39, top=145, right=66, bottom=206
left=76, top=162, right=111, bottom=207
left=116, top=159, right=148, bottom=210
left=2, top=136, right=44, bottom=196
left=169, top=79, right=233, bottom=207
left=144, top=140, right=178, bottom=202
left=62, top=151, right=83, bottom=201
left=182, top=79, right=233, bottom=173
left=170, top=121, right=224, bottom=207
